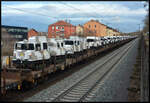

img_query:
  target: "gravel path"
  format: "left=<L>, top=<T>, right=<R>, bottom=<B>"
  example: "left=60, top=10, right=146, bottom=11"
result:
left=24, top=40, right=138, bottom=102
left=89, top=38, right=139, bottom=102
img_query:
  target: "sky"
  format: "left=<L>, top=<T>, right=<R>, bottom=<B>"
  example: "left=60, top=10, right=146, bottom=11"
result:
left=1, top=1, right=148, bottom=33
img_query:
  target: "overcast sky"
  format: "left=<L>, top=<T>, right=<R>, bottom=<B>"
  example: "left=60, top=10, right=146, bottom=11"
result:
left=1, top=1, right=148, bottom=33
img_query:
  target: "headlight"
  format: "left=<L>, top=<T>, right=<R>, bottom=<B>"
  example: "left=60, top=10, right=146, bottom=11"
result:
left=20, top=52, right=24, bottom=56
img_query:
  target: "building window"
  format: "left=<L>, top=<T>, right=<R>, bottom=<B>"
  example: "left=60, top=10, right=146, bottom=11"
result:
left=56, top=26, right=59, bottom=29
left=52, top=26, right=55, bottom=30
left=89, top=25, right=90, bottom=28
left=95, top=25, right=96, bottom=28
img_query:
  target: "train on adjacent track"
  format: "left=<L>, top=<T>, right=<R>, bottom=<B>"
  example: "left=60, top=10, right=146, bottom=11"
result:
left=1, top=35, right=137, bottom=95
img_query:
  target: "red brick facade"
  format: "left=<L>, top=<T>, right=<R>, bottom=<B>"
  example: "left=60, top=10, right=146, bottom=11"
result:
left=48, top=20, right=76, bottom=38
left=28, top=29, right=38, bottom=38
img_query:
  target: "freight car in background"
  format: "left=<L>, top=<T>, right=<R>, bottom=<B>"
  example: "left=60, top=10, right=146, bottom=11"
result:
left=1, top=35, right=137, bottom=95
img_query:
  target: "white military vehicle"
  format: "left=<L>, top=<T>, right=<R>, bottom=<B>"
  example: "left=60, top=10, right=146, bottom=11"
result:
left=12, top=36, right=51, bottom=69
left=104, top=36, right=111, bottom=45
left=79, top=37, right=88, bottom=52
left=96, top=37, right=102, bottom=48
left=69, top=36, right=83, bottom=55
left=64, top=39, right=75, bottom=56
left=86, top=36, right=99, bottom=49
left=48, top=38, right=66, bottom=63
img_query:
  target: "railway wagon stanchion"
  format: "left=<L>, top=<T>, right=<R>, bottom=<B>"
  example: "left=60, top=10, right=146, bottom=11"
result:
left=8, top=55, right=11, bottom=68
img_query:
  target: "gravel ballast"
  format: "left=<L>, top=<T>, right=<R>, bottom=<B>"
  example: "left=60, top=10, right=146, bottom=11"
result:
left=89, top=39, right=139, bottom=102
left=24, top=39, right=138, bottom=102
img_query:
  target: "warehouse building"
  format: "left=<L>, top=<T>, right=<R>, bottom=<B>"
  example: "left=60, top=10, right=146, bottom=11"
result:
left=2, top=25, right=28, bottom=40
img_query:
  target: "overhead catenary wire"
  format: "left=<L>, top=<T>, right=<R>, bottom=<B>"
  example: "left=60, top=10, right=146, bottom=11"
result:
left=4, top=6, right=59, bottom=20
left=87, top=3, right=115, bottom=26
left=58, top=1, right=98, bottom=19
left=58, top=1, right=115, bottom=28
left=59, top=1, right=111, bottom=22
left=4, top=3, right=110, bottom=25
left=3, top=3, right=120, bottom=32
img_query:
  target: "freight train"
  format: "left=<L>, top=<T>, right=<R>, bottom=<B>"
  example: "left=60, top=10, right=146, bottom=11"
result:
left=12, top=35, right=137, bottom=70
left=1, top=35, right=137, bottom=94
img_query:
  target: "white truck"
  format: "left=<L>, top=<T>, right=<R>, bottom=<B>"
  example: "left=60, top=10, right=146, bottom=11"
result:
left=64, top=39, right=75, bottom=56
left=69, top=36, right=83, bottom=55
left=86, top=36, right=99, bottom=49
left=12, top=36, right=51, bottom=69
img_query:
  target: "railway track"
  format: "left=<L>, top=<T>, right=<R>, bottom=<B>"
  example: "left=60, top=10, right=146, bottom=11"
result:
left=50, top=39, right=137, bottom=102
left=1, top=39, right=136, bottom=102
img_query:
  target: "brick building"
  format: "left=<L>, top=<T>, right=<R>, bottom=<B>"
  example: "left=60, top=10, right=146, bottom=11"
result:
left=48, top=20, right=76, bottom=38
left=106, top=26, right=121, bottom=36
left=28, top=29, right=38, bottom=38
left=76, top=24, right=84, bottom=37
left=83, top=20, right=107, bottom=37
left=106, top=27, right=115, bottom=36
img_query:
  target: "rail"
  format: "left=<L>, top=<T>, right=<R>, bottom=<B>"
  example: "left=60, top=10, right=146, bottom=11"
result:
left=50, top=39, right=137, bottom=102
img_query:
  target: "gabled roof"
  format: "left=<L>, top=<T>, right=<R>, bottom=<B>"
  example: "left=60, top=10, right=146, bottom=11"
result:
left=49, top=20, right=75, bottom=27
left=28, top=28, right=38, bottom=33
left=77, top=24, right=84, bottom=28
left=84, top=19, right=106, bottom=27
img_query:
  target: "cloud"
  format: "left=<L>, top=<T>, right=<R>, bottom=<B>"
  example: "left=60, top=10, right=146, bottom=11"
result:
left=2, top=2, right=147, bottom=17
left=1, top=1, right=147, bottom=33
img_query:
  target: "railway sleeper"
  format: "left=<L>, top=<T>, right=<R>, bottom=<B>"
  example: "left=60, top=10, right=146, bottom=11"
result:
left=1, top=39, right=134, bottom=95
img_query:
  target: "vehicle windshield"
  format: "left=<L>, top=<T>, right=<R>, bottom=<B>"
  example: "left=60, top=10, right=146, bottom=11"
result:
left=101, top=38, right=105, bottom=40
left=28, top=43, right=34, bottom=50
left=87, top=39, right=94, bottom=42
left=15, top=43, right=27, bottom=50
left=65, top=41, right=74, bottom=45
left=15, top=43, right=34, bottom=50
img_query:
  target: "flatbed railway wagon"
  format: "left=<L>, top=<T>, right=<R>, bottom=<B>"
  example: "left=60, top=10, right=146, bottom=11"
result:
left=1, top=35, right=136, bottom=95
